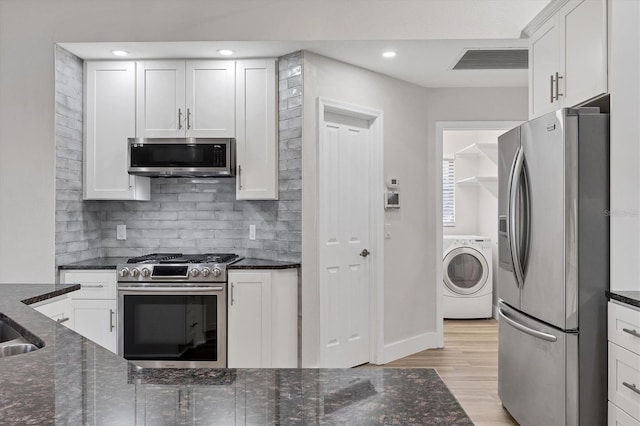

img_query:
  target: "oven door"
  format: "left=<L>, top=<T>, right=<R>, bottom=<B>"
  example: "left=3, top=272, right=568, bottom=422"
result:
left=118, top=285, right=226, bottom=368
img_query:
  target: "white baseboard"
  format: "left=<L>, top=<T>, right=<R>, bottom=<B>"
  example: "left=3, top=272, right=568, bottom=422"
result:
left=381, top=332, right=439, bottom=364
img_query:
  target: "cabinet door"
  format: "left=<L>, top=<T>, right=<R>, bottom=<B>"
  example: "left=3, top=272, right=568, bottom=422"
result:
left=529, top=18, right=561, bottom=119
left=185, top=60, right=235, bottom=137
left=271, top=269, right=298, bottom=367
left=235, top=59, right=278, bottom=200
left=71, top=299, right=117, bottom=353
left=227, top=271, right=272, bottom=368
left=561, top=0, right=607, bottom=107
left=84, top=61, right=150, bottom=200
left=136, top=60, right=186, bottom=138
left=34, top=296, right=72, bottom=328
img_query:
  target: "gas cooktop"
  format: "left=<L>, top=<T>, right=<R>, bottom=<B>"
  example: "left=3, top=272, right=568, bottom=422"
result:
left=126, top=253, right=239, bottom=265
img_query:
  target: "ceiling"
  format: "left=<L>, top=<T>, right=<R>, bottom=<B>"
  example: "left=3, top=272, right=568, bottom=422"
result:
left=59, top=0, right=551, bottom=89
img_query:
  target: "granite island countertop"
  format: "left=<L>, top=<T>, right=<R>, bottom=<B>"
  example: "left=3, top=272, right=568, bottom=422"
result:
left=58, top=257, right=300, bottom=270
left=607, top=290, right=640, bottom=309
left=0, top=284, right=470, bottom=425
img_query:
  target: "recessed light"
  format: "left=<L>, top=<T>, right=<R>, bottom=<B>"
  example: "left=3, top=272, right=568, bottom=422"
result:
left=111, top=50, right=129, bottom=57
left=217, top=49, right=234, bottom=56
left=382, top=51, right=397, bottom=58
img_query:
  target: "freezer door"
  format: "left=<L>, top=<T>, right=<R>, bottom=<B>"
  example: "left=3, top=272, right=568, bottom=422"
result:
left=497, top=126, right=521, bottom=309
left=520, top=110, right=575, bottom=329
left=498, top=302, right=578, bottom=426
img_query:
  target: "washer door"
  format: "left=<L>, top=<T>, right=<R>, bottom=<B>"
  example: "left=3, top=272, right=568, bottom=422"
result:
left=443, top=247, right=489, bottom=295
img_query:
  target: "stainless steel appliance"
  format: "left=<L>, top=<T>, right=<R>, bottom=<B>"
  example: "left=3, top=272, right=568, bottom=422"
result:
left=497, top=107, right=609, bottom=426
left=117, top=253, right=241, bottom=368
left=128, top=137, right=235, bottom=177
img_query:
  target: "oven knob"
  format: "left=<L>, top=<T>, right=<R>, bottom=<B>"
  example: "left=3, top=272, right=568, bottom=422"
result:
left=189, top=268, right=200, bottom=277
left=141, top=268, right=151, bottom=278
left=212, top=267, right=222, bottom=277
left=131, top=268, right=140, bottom=278
left=118, top=268, right=130, bottom=278
left=201, top=268, right=211, bottom=277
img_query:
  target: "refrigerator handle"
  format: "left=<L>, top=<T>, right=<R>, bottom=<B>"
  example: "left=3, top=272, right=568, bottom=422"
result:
left=499, top=307, right=558, bottom=343
left=508, top=146, right=525, bottom=288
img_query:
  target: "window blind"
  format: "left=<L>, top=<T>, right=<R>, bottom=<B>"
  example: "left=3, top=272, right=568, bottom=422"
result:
left=443, top=158, right=455, bottom=226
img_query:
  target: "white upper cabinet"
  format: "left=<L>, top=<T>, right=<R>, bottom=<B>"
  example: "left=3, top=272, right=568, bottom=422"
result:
left=235, top=59, right=278, bottom=200
left=529, top=0, right=607, bottom=119
left=136, top=60, right=235, bottom=138
left=84, top=61, right=150, bottom=200
left=185, top=61, right=235, bottom=137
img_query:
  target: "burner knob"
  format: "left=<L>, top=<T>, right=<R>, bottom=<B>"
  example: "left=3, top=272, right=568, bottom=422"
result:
left=118, top=268, right=130, bottom=278
left=131, top=268, right=140, bottom=278
left=189, top=268, right=200, bottom=277
left=201, top=268, right=211, bottom=277
left=141, top=268, right=151, bottom=278
left=212, top=267, right=222, bottom=277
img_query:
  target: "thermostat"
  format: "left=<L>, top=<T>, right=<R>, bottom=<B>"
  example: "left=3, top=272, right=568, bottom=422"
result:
left=387, top=177, right=399, bottom=189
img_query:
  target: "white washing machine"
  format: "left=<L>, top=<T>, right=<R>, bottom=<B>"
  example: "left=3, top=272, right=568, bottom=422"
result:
left=443, top=235, right=493, bottom=319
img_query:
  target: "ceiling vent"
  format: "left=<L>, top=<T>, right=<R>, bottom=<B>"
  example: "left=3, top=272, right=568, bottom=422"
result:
left=453, top=49, right=528, bottom=70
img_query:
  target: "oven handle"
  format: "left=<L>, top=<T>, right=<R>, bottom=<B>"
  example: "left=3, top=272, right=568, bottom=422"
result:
left=118, top=286, right=224, bottom=292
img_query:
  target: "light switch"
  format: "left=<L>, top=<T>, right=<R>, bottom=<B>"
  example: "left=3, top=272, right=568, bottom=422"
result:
left=385, top=223, right=392, bottom=239
left=116, top=224, right=127, bottom=240
left=249, top=224, right=256, bottom=241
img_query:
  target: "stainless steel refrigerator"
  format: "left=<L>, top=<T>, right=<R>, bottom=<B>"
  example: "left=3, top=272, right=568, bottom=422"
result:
left=497, top=107, right=609, bottom=426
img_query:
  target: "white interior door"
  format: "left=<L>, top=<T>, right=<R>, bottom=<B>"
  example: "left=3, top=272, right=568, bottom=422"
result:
left=320, top=112, right=371, bottom=368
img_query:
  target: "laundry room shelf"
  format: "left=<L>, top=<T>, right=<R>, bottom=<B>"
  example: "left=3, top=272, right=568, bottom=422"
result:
left=455, top=143, right=498, bottom=165
left=456, top=176, right=498, bottom=197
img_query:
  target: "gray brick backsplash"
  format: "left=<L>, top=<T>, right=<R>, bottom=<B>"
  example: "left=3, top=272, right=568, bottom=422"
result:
left=55, top=49, right=302, bottom=268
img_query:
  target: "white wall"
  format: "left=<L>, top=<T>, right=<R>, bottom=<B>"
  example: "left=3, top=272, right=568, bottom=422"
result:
left=302, top=52, right=432, bottom=366
left=610, top=0, right=640, bottom=291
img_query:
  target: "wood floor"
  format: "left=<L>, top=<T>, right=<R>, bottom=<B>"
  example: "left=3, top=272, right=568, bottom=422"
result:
left=373, top=319, right=517, bottom=426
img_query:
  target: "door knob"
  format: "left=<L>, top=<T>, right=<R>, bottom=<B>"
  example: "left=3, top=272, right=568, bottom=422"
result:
left=360, top=249, right=370, bottom=258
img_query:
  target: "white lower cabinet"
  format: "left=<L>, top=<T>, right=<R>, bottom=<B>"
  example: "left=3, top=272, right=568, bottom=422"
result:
left=608, top=301, right=640, bottom=425
left=33, top=294, right=73, bottom=328
left=59, top=269, right=118, bottom=353
left=71, top=299, right=117, bottom=353
left=227, top=269, right=298, bottom=368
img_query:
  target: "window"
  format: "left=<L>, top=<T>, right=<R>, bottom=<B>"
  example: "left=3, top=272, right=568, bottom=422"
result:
left=443, top=158, right=455, bottom=226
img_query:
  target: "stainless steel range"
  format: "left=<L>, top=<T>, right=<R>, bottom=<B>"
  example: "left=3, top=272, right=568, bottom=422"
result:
left=116, top=253, right=241, bottom=368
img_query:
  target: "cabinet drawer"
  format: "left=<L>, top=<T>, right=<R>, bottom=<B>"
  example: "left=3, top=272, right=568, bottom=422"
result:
left=609, top=401, right=640, bottom=425
left=609, top=302, right=640, bottom=355
left=609, top=342, right=640, bottom=421
left=60, top=271, right=116, bottom=300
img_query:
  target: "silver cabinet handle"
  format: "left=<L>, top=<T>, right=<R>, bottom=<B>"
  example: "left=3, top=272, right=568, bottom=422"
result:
left=623, top=382, right=640, bottom=395
left=57, top=317, right=70, bottom=324
left=81, top=284, right=104, bottom=289
left=109, top=309, right=115, bottom=332
left=230, top=283, right=235, bottom=306
left=187, top=108, right=192, bottom=130
left=499, top=307, right=557, bottom=342
left=554, top=72, right=563, bottom=100
left=178, top=108, right=183, bottom=130
left=623, top=328, right=640, bottom=339
left=550, top=74, right=555, bottom=103
left=238, top=165, right=243, bottom=190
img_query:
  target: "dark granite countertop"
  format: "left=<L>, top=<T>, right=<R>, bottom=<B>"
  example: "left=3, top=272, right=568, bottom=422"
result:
left=58, top=257, right=128, bottom=270
left=0, top=284, right=470, bottom=425
left=58, top=257, right=300, bottom=270
left=607, top=290, right=640, bottom=309
left=229, top=257, right=300, bottom=270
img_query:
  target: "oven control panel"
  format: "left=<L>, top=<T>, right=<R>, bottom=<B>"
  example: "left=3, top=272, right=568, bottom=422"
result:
left=117, top=263, right=226, bottom=283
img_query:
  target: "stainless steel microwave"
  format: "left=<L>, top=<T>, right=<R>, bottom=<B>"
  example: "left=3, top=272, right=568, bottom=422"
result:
left=128, top=137, right=235, bottom=178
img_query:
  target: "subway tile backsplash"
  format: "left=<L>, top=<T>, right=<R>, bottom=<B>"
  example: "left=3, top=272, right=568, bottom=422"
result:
left=54, top=48, right=302, bottom=268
